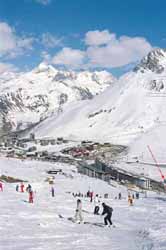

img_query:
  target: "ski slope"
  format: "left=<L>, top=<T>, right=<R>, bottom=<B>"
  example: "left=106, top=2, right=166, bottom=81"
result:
left=120, top=124, right=166, bottom=181
left=0, top=157, right=166, bottom=250
left=33, top=50, right=166, bottom=147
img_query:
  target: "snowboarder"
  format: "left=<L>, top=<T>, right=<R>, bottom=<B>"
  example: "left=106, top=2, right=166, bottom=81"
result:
left=29, top=190, right=34, bottom=203
left=0, top=182, right=3, bottom=191
left=74, top=199, right=83, bottom=223
left=20, top=183, right=24, bottom=193
left=51, top=186, right=55, bottom=197
left=94, top=194, right=100, bottom=215
left=101, top=203, right=113, bottom=226
left=16, top=184, right=19, bottom=192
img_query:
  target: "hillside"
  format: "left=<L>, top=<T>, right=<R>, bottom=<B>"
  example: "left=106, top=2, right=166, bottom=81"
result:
left=33, top=49, right=166, bottom=145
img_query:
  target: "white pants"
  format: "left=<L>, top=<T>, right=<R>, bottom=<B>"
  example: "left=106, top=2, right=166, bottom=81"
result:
left=75, top=210, right=83, bottom=222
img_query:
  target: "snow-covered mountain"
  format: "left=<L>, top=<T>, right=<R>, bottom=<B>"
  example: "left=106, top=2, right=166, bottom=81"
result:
left=0, top=63, right=115, bottom=134
left=33, top=49, right=166, bottom=149
left=134, top=48, right=166, bottom=74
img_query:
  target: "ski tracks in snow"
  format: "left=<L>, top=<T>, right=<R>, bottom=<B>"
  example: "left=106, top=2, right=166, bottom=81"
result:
left=1, top=161, right=166, bottom=250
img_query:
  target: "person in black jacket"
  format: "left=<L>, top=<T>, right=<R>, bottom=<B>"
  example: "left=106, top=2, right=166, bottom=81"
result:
left=101, top=203, right=113, bottom=226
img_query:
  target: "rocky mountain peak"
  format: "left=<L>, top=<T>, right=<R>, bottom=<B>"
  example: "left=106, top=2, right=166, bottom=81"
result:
left=0, top=64, right=115, bottom=134
left=134, top=48, right=166, bottom=74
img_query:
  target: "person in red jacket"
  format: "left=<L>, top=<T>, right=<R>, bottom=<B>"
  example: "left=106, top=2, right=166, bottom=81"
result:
left=29, top=190, right=34, bottom=203
left=0, top=182, right=3, bottom=191
left=90, top=191, right=93, bottom=202
left=20, top=183, right=24, bottom=192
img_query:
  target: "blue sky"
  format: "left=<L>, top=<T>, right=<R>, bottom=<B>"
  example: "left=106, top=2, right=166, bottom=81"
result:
left=0, top=0, right=166, bottom=75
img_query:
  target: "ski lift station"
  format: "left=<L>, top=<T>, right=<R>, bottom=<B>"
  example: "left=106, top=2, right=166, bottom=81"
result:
left=78, top=159, right=164, bottom=191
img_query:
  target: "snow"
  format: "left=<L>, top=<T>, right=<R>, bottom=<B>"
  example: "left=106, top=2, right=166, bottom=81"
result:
left=120, top=124, right=166, bottom=181
left=30, top=50, right=166, bottom=145
left=27, top=49, right=166, bottom=181
left=33, top=68, right=166, bottom=146
left=0, top=63, right=115, bottom=130
left=1, top=49, right=166, bottom=249
left=25, top=140, right=80, bottom=153
left=0, top=156, right=166, bottom=250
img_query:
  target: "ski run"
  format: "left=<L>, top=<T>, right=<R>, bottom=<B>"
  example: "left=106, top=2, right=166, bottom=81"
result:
left=0, top=156, right=166, bottom=250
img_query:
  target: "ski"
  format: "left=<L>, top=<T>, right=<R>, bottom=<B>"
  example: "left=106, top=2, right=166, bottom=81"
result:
left=58, top=214, right=113, bottom=228
left=83, top=221, right=105, bottom=227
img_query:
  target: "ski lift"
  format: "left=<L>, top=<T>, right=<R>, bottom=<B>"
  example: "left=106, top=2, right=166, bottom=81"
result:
left=147, top=145, right=166, bottom=191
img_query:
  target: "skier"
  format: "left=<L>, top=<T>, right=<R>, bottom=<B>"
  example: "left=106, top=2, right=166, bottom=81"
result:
left=20, top=183, right=24, bottom=193
left=128, top=194, right=133, bottom=206
left=136, top=192, right=139, bottom=199
left=87, top=190, right=90, bottom=197
left=29, top=190, right=34, bottom=203
left=74, top=199, right=83, bottom=223
left=90, top=191, right=93, bottom=202
left=16, top=184, right=19, bottom=192
left=101, top=202, right=113, bottom=227
left=118, top=192, right=122, bottom=200
left=51, top=186, right=55, bottom=197
left=94, top=194, right=100, bottom=215
left=0, top=182, right=3, bottom=191
left=26, top=184, right=32, bottom=193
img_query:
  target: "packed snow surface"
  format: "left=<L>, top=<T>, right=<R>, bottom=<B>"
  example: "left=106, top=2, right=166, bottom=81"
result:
left=0, top=157, right=166, bottom=250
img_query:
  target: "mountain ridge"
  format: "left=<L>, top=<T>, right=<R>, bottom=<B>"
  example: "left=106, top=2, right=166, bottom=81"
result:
left=31, top=49, right=166, bottom=147
left=0, top=63, right=115, bottom=134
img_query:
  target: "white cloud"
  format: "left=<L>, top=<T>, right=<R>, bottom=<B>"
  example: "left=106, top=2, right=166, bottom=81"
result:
left=85, top=30, right=152, bottom=68
left=0, top=25, right=152, bottom=71
left=0, top=62, right=18, bottom=74
left=0, top=22, right=35, bottom=58
left=52, top=47, right=85, bottom=68
left=0, top=22, right=16, bottom=54
left=85, top=30, right=115, bottom=46
left=51, top=30, right=152, bottom=69
left=41, top=33, right=63, bottom=48
left=35, top=0, right=51, bottom=5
